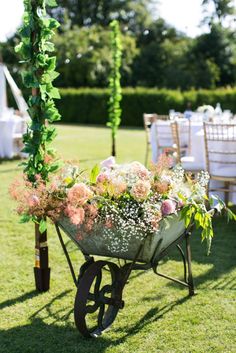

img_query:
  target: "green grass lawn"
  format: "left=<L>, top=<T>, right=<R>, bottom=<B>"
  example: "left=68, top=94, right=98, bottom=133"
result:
left=0, top=125, right=235, bottom=353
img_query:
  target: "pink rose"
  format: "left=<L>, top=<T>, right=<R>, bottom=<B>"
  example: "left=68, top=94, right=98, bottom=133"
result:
left=178, top=200, right=185, bottom=208
left=161, top=200, right=176, bottom=215
left=68, top=207, right=85, bottom=226
left=100, top=157, right=116, bottom=169
left=96, top=173, right=110, bottom=183
left=28, top=194, right=40, bottom=208
left=130, top=180, right=151, bottom=201
left=67, top=183, right=93, bottom=206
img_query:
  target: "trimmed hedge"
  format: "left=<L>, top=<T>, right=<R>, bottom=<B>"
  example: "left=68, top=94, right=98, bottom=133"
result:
left=57, top=88, right=185, bottom=127
left=19, top=87, right=235, bottom=127
left=57, top=87, right=236, bottom=127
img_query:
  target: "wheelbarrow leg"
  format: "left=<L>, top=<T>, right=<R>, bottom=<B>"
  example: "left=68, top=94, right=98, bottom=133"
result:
left=186, top=232, right=195, bottom=296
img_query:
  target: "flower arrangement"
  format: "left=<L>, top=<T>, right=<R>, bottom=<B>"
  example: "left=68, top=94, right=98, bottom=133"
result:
left=197, top=105, right=215, bottom=115
left=10, top=155, right=235, bottom=254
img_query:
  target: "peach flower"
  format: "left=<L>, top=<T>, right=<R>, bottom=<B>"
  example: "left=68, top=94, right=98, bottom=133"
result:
left=130, top=162, right=150, bottom=180
left=67, top=183, right=93, bottom=206
left=130, top=180, right=151, bottom=201
left=96, top=173, right=110, bottom=183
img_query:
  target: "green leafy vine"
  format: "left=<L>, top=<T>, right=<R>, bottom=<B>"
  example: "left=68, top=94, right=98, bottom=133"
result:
left=107, top=20, right=122, bottom=157
left=16, top=0, right=61, bottom=183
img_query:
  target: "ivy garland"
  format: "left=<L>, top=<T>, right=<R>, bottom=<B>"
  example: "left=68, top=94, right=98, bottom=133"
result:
left=107, top=20, right=122, bottom=157
left=16, top=0, right=61, bottom=183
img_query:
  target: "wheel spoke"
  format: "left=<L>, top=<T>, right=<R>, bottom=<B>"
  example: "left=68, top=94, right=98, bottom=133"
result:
left=94, top=271, right=102, bottom=298
left=97, top=303, right=105, bottom=329
left=86, top=302, right=99, bottom=314
left=87, top=292, right=95, bottom=301
left=100, top=284, right=112, bottom=294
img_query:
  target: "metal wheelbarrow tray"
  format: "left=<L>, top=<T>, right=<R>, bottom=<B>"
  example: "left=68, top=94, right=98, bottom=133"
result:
left=55, top=212, right=195, bottom=338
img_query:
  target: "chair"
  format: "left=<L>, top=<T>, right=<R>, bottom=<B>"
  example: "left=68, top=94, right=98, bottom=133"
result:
left=156, top=114, right=170, bottom=121
left=154, top=116, right=176, bottom=160
left=143, top=113, right=157, bottom=166
left=171, top=120, right=202, bottom=173
left=204, top=122, right=236, bottom=204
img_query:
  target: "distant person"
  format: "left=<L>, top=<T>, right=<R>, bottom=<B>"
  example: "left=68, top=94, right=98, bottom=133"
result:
left=184, top=102, right=192, bottom=119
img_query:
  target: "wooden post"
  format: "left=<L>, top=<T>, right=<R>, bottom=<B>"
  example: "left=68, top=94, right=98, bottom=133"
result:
left=32, top=86, right=50, bottom=292
left=112, top=136, right=116, bottom=157
left=34, top=222, right=50, bottom=291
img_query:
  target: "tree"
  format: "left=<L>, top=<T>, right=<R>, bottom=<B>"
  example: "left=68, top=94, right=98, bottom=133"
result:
left=202, top=0, right=235, bottom=23
left=107, top=20, right=122, bottom=157
left=189, top=24, right=236, bottom=87
left=133, top=19, right=187, bottom=87
left=48, top=0, right=155, bottom=34
left=54, top=25, right=138, bottom=87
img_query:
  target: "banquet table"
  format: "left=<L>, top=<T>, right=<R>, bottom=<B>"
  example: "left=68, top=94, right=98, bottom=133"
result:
left=150, top=119, right=236, bottom=203
left=150, top=120, right=204, bottom=166
left=0, top=112, right=26, bottom=159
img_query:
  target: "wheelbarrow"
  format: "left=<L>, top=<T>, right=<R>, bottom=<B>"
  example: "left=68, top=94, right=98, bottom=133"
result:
left=55, top=212, right=204, bottom=338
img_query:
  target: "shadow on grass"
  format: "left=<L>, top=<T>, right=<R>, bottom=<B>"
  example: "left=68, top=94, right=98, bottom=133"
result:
left=0, top=317, right=109, bottom=353
left=0, top=289, right=191, bottom=353
left=0, top=290, right=106, bottom=353
left=0, top=290, right=39, bottom=311
left=161, top=216, right=236, bottom=290
left=113, top=294, right=191, bottom=340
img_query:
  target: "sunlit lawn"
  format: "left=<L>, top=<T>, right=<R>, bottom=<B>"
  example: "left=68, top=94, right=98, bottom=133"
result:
left=0, top=125, right=235, bottom=353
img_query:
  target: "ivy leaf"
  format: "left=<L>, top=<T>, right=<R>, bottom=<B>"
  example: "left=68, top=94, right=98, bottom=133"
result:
left=46, top=56, right=56, bottom=71
left=48, top=87, right=61, bottom=99
left=48, top=18, right=60, bottom=30
left=20, top=214, right=31, bottom=223
left=45, top=0, right=58, bottom=7
left=42, top=41, right=55, bottom=52
left=22, top=71, right=39, bottom=88
left=39, top=219, right=47, bottom=233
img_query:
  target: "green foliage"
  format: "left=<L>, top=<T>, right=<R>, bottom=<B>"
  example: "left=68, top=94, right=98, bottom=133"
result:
left=107, top=20, right=123, bottom=156
left=133, top=18, right=236, bottom=89
left=47, top=0, right=153, bottom=33
left=181, top=204, right=214, bottom=255
left=189, top=24, right=236, bottom=88
left=53, top=25, right=138, bottom=88
left=2, top=0, right=236, bottom=91
left=89, top=164, right=100, bottom=185
left=202, top=0, right=235, bottom=22
left=56, top=87, right=236, bottom=127
left=16, top=0, right=61, bottom=182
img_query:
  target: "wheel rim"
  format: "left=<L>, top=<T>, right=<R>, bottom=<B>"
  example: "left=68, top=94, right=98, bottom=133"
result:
left=74, top=260, right=122, bottom=337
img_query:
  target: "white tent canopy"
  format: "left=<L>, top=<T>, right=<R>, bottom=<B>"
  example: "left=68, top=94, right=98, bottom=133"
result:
left=0, top=63, right=29, bottom=119
left=0, top=63, right=29, bottom=158
left=0, top=63, right=7, bottom=115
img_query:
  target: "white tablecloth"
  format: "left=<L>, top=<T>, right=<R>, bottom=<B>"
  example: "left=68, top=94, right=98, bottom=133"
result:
left=150, top=120, right=236, bottom=203
left=151, top=120, right=204, bottom=165
left=0, top=114, right=26, bottom=159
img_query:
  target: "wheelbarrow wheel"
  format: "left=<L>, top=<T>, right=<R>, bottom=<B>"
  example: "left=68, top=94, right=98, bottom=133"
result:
left=74, top=260, right=123, bottom=338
